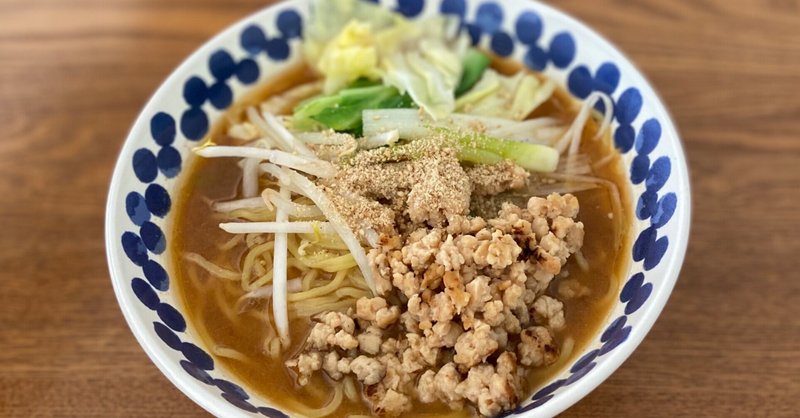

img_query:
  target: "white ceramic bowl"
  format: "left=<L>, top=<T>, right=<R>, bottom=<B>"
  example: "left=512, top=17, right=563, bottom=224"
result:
left=105, top=0, right=691, bottom=416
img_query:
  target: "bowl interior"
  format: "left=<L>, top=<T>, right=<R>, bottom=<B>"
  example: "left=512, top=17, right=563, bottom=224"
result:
left=106, top=0, right=690, bottom=416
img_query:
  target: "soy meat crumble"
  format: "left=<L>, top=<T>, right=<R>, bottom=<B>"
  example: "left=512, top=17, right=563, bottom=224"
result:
left=287, top=142, right=584, bottom=417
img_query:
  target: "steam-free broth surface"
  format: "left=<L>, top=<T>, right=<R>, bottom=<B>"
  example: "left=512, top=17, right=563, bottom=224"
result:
left=172, top=64, right=631, bottom=417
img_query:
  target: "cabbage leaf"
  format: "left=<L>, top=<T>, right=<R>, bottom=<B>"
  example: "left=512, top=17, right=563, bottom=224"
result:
left=303, top=0, right=469, bottom=120
left=456, top=69, right=556, bottom=120
left=314, top=21, right=382, bottom=94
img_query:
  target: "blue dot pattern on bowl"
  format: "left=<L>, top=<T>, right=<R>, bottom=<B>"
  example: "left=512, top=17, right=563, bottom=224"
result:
left=118, top=4, right=303, bottom=415
left=119, top=0, right=677, bottom=415
left=156, top=146, right=182, bottom=178
left=446, top=0, right=578, bottom=72
left=125, top=192, right=150, bottom=226
left=132, top=148, right=158, bottom=183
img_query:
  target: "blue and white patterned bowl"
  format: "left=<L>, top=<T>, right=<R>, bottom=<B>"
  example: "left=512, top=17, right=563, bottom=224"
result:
left=105, top=0, right=691, bottom=416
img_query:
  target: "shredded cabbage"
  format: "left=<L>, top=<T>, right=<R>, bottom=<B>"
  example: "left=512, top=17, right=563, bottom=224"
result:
left=382, top=32, right=467, bottom=119
left=303, top=0, right=396, bottom=66
left=456, top=69, right=556, bottom=120
left=304, top=0, right=469, bottom=120
left=316, top=21, right=382, bottom=93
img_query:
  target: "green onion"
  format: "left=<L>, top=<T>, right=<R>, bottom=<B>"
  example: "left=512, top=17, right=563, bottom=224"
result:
left=456, top=147, right=504, bottom=165
left=455, top=49, right=491, bottom=97
left=433, top=127, right=559, bottom=172
left=358, top=108, right=560, bottom=172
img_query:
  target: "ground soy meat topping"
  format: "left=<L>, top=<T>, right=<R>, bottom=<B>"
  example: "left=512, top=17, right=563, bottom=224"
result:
left=321, top=142, right=474, bottom=233
left=287, top=190, right=584, bottom=417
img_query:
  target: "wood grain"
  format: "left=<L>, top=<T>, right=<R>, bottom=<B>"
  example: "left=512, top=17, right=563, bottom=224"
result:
left=1, top=0, right=798, bottom=416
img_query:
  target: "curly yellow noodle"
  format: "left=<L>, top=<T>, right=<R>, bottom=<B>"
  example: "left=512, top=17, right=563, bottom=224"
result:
left=334, top=287, right=370, bottom=300
left=306, top=384, right=343, bottom=418
left=289, top=297, right=339, bottom=318
left=184, top=252, right=239, bottom=281
left=285, top=384, right=343, bottom=418
left=212, top=346, right=253, bottom=364
left=343, top=377, right=359, bottom=402
left=598, top=276, right=619, bottom=308
left=261, top=250, right=273, bottom=270
left=301, top=269, right=319, bottom=291
left=348, top=271, right=369, bottom=290
left=561, top=337, right=575, bottom=362
left=186, top=263, right=201, bottom=286
left=218, top=234, right=243, bottom=251
left=253, top=258, right=267, bottom=277
left=246, top=233, right=267, bottom=248
left=349, top=280, right=370, bottom=291
left=241, top=241, right=275, bottom=290
left=297, top=240, right=313, bottom=256
left=268, top=337, right=282, bottom=359
left=214, top=286, right=238, bottom=323
left=592, top=152, right=616, bottom=171
left=311, top=278, right=331, bottom=288
left=286, top=234, right=302, bottom=259
left=191, top=297, right=216, bottom=349
left=286, top=236, right=350, bottom=271
left=302, top=379, right=330, bottom=401
left=262, top=312, right=276, bottom=340
left=288, top=269, right=349, bottom=302
left=299, top=232, right=349, bottom=250
left=221, top=278, right=242, bottom=297
left=229, top=207, right=276, bottom=221
left=287, top=257, right=310, bottom=272
left=291, top=298, right=359, bottom=317
left=249, top=270, right=274, bottom=289
left=297, top=252, right=357, bottom=272
left=573, top=248, right=590, bottom=272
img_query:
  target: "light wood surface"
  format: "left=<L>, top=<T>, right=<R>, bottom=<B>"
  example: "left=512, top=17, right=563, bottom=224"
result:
left=1, top=0, right=798, bottom=416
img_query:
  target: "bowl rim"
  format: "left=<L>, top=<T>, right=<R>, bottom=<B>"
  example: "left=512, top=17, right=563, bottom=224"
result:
left=509, top=2, right=692, bottom=416
left=103, top=7, right=274, bottom=418
left=105, top=1, right=692, bottom=417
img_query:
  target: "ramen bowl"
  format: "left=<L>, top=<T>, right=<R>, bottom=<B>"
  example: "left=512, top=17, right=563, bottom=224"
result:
left=105, top=0, right=690, bottom=416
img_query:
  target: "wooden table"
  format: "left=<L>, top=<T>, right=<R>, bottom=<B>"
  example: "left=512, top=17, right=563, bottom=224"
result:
left=1, top=0, right=798, bottom=416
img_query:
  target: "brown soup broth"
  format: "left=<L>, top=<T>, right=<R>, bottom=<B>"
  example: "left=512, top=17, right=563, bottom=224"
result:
left=171, top=62, right=631, bottom=417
